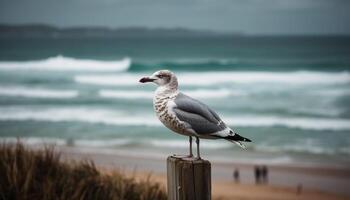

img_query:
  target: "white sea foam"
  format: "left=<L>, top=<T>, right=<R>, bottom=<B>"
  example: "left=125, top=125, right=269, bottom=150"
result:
left=224, top=116, right=350, bottom=131
left=99, top=89, right=243, bottom=99
left=0, top=106, right=349, bottom=131
left=255, top=140, right=333, bottom=155
left=289, top=107, right=342, bottom=118
left=0, top=86, right=78, bottom=99
left=75, top=71, right=350, bottom=86
left=182, top=71, right=350, bottom=85
left=75, top=74, right=142, bottom=86
left=0, top=55, right=131, bottom=71
left=99, top=90, right=153, bottom=99
left=0, top=106, right=161, bottom=126
left=311, top=88, right=350, bottom=97
left=185, top=89, right=245, bottom=98
left=74, top=138, right=132, bottom=147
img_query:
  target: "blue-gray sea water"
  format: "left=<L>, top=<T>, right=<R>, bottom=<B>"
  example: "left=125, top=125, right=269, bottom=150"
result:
left=0, top=37, right=349, bottom=167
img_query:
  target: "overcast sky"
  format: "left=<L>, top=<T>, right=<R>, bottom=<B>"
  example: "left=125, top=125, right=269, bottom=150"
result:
left=0, top=0, right=349, bottom=35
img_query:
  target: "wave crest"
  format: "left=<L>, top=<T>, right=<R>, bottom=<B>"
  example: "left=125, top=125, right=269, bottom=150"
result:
left=0, top=106, right=349, bottom=131
left=0, top=86, right=78, bottom=99
left=0, top=55, right=131, bottom=72
left=75, top=71, right=350, bottom=86
left=99, top=89, right=244, bottom=99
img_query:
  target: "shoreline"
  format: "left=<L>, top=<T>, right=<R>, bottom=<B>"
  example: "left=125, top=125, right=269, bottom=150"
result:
left=45, top=145, right=350, bottom=198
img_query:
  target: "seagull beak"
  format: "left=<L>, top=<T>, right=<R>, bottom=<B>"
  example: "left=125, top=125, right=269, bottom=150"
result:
left=139, top=77, right=156, bottom=83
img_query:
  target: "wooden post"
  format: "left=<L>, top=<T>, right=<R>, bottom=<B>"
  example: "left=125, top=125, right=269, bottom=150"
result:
left=167, top=156, right=211, bottom=200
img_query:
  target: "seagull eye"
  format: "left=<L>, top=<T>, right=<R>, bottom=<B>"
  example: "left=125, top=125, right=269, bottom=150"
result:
left=157, top=75, right=164, bottom=78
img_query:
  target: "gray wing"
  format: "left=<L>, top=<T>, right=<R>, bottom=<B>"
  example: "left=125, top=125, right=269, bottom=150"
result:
left=173, top=92, right=228, bottom=136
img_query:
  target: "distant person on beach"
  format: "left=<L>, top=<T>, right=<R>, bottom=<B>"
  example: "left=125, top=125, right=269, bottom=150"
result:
left=233, top=168, right=240, bottom=183
left=254, top=165, right=261, bottom=184
left=261, top=165, right=268, bottom=184
left=297, top=184, right=303, bottom=195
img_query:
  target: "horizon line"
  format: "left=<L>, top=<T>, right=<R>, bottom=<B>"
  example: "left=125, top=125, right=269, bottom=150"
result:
left=1, top=23, right=350, bottom=37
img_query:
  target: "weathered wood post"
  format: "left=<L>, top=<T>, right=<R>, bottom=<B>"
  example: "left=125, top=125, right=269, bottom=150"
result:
left=167, top=156, right=211, bottom=200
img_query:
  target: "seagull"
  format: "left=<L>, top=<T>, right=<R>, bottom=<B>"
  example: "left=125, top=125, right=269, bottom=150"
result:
left=139, top=70, right=251, bottom=159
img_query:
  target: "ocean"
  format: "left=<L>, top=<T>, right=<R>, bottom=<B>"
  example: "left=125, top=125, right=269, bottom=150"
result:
left=0, top=36, right=349, bottom=167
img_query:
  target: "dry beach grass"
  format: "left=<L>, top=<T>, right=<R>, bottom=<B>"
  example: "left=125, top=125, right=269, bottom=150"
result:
left=0, top=141, right=167, bottom=200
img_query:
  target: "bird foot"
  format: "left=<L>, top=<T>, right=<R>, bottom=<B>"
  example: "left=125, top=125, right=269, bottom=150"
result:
left=195, top=156, right=202, bottom=160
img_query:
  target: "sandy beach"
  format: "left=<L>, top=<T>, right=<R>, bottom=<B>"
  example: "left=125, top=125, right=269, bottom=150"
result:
left=48, top=145, right=350, bottom=200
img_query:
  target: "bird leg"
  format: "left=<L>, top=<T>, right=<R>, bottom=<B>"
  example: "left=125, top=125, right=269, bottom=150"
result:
left=172, top=136, right=193, bottom=158
left=195, top=136, right=201, bottom=160
left=189, top=136, right=193, bottom=157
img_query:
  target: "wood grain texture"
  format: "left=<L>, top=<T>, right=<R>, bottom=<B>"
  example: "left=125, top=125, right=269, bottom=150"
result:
left=167, top=156, right=211, bottom=200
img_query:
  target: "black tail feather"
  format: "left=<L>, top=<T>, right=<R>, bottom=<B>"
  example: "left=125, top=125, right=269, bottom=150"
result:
left=226, top=133, right=252, bottom=142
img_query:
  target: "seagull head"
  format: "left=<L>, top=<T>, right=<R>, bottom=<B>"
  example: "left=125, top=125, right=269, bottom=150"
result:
left=139, top=70, right=178, bottom=88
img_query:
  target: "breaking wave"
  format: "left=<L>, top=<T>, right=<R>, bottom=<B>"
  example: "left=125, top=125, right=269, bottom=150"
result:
left=224, top=116, right=350, bottom=131
left=99, top=89, right=245, bottom=99
left=0, top=106, right=349, bottom=131
left=0, top=86, right=78, bottom=99
left=99, top=90, right=153, bottom=99
left=75, top=71, right=350, bottom=86
left=255, top=142, right=333, bottom=155
left=0, top=107, right=160, bottom=126
left=0, top=55, right=131, bottom=72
